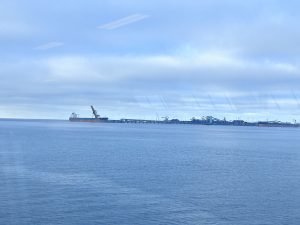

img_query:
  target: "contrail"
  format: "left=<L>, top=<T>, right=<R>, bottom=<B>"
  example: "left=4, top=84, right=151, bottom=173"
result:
left=35, top=42, right=64, bottom=50
left=98, top=14, right=149, bottom=30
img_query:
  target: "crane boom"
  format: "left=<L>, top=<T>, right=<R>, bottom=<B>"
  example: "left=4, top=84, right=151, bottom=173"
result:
left=90, top=105, right=99, bottom=118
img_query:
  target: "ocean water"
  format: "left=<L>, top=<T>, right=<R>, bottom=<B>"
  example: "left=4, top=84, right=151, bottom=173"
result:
left=0, top=120, right=299, bottom=225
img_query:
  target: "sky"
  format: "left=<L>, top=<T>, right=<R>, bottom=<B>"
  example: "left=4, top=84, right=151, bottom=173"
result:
left=1, top=0, right=300, bottom=121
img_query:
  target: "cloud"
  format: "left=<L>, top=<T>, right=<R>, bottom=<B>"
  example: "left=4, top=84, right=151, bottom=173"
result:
left=40, top=50, right=300, bottom=90
left=35, top=42, right=64, bottom=50
left=98, top=14, right=149, bottom=30
left=2, top=0, right=300, bottom=120
left=2, top=50, right=299, bottom=120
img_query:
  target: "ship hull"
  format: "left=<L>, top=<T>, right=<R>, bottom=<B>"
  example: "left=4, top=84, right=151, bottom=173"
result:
left=69, top=118, right=108, bottom=122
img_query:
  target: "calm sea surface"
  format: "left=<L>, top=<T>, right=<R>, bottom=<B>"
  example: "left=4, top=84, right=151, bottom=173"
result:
left=0, top=120, right=299, bottom=225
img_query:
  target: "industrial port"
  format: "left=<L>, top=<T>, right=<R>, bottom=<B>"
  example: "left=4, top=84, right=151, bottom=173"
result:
left=69, top=106, right=299, bottom=128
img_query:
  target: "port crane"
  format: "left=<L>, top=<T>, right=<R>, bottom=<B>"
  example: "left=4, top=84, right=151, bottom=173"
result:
left=91, top=105, right=100, bottom=118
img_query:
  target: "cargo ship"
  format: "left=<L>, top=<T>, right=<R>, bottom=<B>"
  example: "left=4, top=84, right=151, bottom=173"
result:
left=69, top=106, right=108, bottom=122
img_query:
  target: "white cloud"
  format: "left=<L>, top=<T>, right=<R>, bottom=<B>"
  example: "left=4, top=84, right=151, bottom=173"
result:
left=268, top=62, right=299, bottom=73
left=35, top=42, right=64, bottom=50
left=42, top=50, right=300, bottom=85
left=98, top=14, right=149, bottom=30
left=46, top=56, right=103, bottom=80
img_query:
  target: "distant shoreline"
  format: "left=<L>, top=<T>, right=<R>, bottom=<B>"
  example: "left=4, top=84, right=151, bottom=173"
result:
left=0, top=118, right=298, bottom=128
left=69, top=117, right=299, bottom=128
left=0, top=118, right=65, bottom=122
left=68, top=106, right=300, bottom=128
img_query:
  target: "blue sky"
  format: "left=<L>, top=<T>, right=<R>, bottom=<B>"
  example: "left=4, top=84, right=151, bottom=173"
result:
left=1, top=0, right=300, bottom=121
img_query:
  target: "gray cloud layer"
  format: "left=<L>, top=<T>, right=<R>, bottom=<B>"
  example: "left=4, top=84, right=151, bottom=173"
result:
left=1, top=0, right=300, bottom=121
left=2, top=52, right=300, bottom=120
